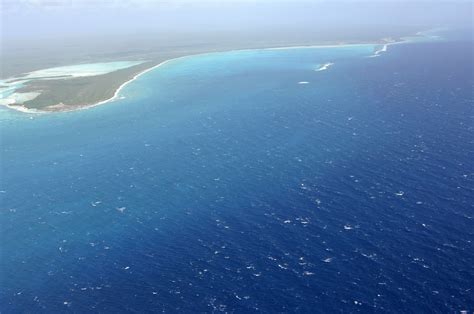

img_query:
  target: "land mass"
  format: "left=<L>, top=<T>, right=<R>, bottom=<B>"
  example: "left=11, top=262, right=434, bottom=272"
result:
left=18, top=61, right=156, bottom=112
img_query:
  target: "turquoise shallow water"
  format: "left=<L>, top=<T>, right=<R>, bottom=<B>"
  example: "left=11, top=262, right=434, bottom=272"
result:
left=1, top=35, right=473, bottom=312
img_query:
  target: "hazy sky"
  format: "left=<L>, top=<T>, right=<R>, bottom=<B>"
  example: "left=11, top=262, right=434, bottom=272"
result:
left=1, top=0, right=472, bottom=40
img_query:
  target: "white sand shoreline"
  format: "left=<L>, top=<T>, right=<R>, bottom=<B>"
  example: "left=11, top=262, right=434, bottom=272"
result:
left=83, top=41, right=394, bottom=111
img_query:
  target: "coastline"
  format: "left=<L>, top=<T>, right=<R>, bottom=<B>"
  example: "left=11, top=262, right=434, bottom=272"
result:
left=2, top=56, right=190, bottom=114
left=73, top=59, right=175, bottom=112
left=1, top=33, right=429, bottom=115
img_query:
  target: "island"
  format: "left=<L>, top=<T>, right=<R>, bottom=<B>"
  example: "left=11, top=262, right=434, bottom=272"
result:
left=0, top=32, right=411, bottom=113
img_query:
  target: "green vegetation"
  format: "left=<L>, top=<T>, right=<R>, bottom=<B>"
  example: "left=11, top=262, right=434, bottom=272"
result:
left=18, top=61, right=156, bottom=111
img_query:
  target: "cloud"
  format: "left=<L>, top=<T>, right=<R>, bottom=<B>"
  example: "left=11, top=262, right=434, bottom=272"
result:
left=2, top=0, right=293, bottom=12
left=4, top=0, right=471, bottom=10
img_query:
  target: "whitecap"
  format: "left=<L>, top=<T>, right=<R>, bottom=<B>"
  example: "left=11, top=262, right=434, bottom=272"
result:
left=315, top=62, right=334, bottom=72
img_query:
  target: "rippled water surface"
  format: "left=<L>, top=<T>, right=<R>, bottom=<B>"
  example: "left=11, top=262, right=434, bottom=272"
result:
left=1, top=34, right=473, bottom=312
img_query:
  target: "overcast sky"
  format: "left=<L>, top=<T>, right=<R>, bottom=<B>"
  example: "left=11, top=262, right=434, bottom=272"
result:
left=1, top=0, right=472, bottom=40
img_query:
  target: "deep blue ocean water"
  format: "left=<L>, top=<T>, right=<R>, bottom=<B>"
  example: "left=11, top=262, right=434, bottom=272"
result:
left=1, top=32, right=473, bottom=313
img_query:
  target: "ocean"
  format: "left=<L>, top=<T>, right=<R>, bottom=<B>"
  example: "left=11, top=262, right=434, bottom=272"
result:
left=1, top=31, right=473, bottom=313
